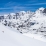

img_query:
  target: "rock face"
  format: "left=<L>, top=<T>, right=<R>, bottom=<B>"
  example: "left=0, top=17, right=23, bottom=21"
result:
left=43, top=8, right=46, bottom=13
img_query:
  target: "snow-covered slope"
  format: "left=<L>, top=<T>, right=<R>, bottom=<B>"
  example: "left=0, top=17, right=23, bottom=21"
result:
left=0, top=23, right=46, bottom=46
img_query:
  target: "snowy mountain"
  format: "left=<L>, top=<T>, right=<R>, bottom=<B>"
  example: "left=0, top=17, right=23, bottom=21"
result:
left=0, top=7, right=46, bottom=41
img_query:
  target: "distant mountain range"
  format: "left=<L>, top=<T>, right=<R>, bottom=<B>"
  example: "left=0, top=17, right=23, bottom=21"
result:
left=0, top=7, right=46, bottom=37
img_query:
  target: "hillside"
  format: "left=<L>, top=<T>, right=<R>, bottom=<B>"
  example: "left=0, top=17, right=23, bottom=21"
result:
left=0, top=23, right=46, bottom=46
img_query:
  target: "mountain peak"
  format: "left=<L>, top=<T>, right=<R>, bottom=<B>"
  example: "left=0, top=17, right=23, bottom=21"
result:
left=39, top=7, right=45, bottom=11
left=19, top=11, right=26, bottom=13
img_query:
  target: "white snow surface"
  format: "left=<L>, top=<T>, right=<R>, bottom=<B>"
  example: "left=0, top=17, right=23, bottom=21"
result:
left=0, top=23, right=46, bottom=46
left=23, top=33, right=46, bottom=42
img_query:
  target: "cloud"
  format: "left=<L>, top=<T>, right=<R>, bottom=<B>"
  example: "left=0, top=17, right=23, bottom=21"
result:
left=0, top=8, right=13, bottom=10
left=32, top=3, right=46, bottom=5
left=4, top=1, right=37, bottom=10
left=4, top=1, right=21, bottom=7
left=25, top=2, right=46, bottom=6
left=0, top=1, right=37, bottom=14
left=28, top=0, right=37, bottom=3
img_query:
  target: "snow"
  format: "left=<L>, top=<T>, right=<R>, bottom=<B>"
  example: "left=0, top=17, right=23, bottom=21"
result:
left=0, top=23, right=46, bottom=46
left=23, top=33, right=46, bottom=42
left=19, top=11, right=26, bottom=14
left=39, top=7, right=45, bottom=11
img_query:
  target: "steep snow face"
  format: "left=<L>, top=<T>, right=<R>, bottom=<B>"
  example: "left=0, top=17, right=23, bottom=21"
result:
left=32, top=7, right=46, bottom=23
left=0, top=23, right=46, bottom=46
left=34, top=7, right=45, bottom=18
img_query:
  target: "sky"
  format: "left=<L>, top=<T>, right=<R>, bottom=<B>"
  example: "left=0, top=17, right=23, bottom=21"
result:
left=0, top=0, right=46, bottom=14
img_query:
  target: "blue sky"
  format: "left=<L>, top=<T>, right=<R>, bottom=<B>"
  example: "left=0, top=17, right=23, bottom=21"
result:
left=0, top=0, right=46, bottom=14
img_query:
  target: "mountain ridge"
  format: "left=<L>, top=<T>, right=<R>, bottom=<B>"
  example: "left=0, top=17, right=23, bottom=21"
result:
left=0, top=7, right=46, bottom=37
